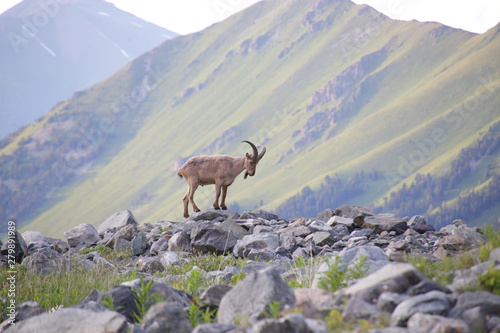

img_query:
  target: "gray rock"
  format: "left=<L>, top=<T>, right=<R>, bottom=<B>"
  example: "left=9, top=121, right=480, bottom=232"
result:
left=362, top=214, right=407, bottom=235
left=449, top=261, right=500, bottom=293
left=294, top=288, right=337, bottom=312
left=308, top=221, right=333, bottom=233
left=390, top=291, right=450, bottom=327
left=21, top=231, right=51, bottom=254
left=278, top=225, right=312, bottom=238
left=240, top=261, right=289, bottom=275
left=412, top=224, right=435, bottom=234
left=343, top=298, right=381, bottom=322
left=408, top=280, right=452, bottom=296
left=247, top=248, right=277, bottom=262
left=159, top=251, right=179, bottom=267
left=334, top=205, right=373, bottom=218
left=131, top=231, right=148, bottom=256
left=105, top=225, right=139, bottom=248
left=241, top=209, right=279, bottom=221
left=190, top=209, right=235, bottom=221
left=253, top=225, right=273, bottom=234
left=140, top=302, right=192, bottom=333
left=316, top=209, right=335, bottom=223
left=377, top=292, right=410, bottom=313
left=192, top=323, right=238, bottom=333
left=64, top=223, right=101, bottom=248
left=490, top=247, right=500, bottom=261
left=23, top=247, right=68, bottom=274
left=5, top=308, right=128, bottom=333
left=449, top=291, right=500, bottom=318
left=407, top=215, right=426, bottom=227
left=150, top=237, right=169, bottom=255
left=1, top=231, right=27, bottom=263
left=200, top=284, right=233, bottom=307
left=114, top=238, right=132, bottom=252
left=136, top=257, right=165, bottom=274
left=312, top=246, right=390, bottom=289
left=327, top=215, right=354, bottom=228
left=98, top=210, right=139, bottom=236
left=99, top=285, right=138, bottom=322
left=280, top=233, right=297, bottom=251
left=311, top=232, right=336, bottom=247
left=71, top=300, right=109, bottom=313
left=341, top=263, right=425, bottom=303
left=461, top=306, right=485, bottom=333
left=233, top=233, right=280, bottom=258
left=191, top=221, right=241, bottom=254
left=251, top=313, right=328, bottom=333
left=167, top=232, right=191, bottom=252
left=121, top=278, right=191, bottom=307
left=218, top=267, right=296, bottom=324
left=14, top=301, right=45, bottom=322
left=350, top=229, right=375, bottom=238
left=406, top=313, right=469, bottom=333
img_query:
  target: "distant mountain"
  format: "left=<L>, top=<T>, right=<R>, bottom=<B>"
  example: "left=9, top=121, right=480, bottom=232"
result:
left=1, top=0, right=499, bottom=237
left=0, top=0, right=178, bottom=138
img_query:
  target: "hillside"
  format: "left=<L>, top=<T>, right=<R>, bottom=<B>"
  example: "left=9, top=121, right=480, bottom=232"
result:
left=0, top=0, right=178, bottom=139
left=1, top=0, right=499, bottom=237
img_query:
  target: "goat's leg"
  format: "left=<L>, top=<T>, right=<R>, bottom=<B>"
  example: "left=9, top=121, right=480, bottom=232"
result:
left=220, top=185, right=228, bottom=210
left=213, top=184, right=221, bottom=210
left=183, top=189, right=190, bottom=218
left=188, top=183, right=201, bottom=213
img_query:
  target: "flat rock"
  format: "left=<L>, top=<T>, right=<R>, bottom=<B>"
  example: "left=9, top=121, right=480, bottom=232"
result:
left=97, top=210, right=138, bottom=236
left=390, top=291, right=450, bottom=327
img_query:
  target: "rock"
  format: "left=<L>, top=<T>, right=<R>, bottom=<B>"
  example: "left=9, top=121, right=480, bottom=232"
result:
left=247, top=248, right=277, bottom=262
left=280, top=233, right=297, bottom=251
left=294, top=288, right=336, bottom=312
left=5, top=308, right=128, bottom=333
left=316, top=209, right=335, bottom=222
left=377, top=292, right=410, bottom=313
left=408, top=280, right=452, bottom=296
left=340, top=263, right=425, bottom=303
left=131, top=231, right=148, bottom=256
left=342, top=298, right=381, bottom=322
left=64, top=223, right=101, bottom=248
left=240, top=261, right=289, bottom=275
left=233, top=233, right=280, bottom=258
left=350, top=229, right=375, bottom=238
left=1, top=231, right=27, bottom=263
left=21, top=231, right=51, bottom=254
left=105, top=225, right=139, bottom=248
left=99, top=285, right=138, bottom=322
left=333, top=205, right=373, bottom=218
left=121, top=279, right=191, bottom=307
left=218, top=267, right=296, bottom=324
left=192, top=323, right=238, bottom=333
left=308, top=221, right=333, bottom=233
left=311, top=231, right=336, bottom=247
left=114, top=238, right=132, bottom=252
left=362, top=214, right=407, bottom=234
left=461, top=306, right=486, bottom=333
left=98, top=210, right=139, bottom=236
left=23, top=247, right=68, bottom=274
left=390, top=291, right=451, bottom=327
left=200, top=284, right=233, bottom=307
left=449, top=291, right=500, bottom=318
left=140, top=302, right=192, bottom=333
left=150, top=237, right=169, bottom=255
left=406, top=313, right=469, bottom=333
left=159, top=251, right=179, bottom=267
left=251, top=313, right=328, bottom=333
left=241, top=209, right=279, bottom=221
left=191, top=221, right=241, bottom=254
left=407, top=215, right=426, bottom=227
left=136, top=257, right=165, bottom=274
left=449, top=261, right=500, bottom=292
left=190, top=209, right=235, bottom=221
left=490, top=247, right=500, bottom=261
left=167, top=232, right=191, bottom=252
left=15, top=301, right=45, bottom=322
left=312, top=246, right=390, bottom=289
left=327, top=216, right=354, bottom=228
left=412, top=224, right=435, bottom=234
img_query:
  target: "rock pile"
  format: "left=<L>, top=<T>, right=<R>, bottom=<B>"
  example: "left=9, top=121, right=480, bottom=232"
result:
left=1, top=206, right=499, bottom=333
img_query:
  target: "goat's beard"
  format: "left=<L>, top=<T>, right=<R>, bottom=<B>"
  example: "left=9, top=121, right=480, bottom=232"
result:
left=244, top=172, right=248, bottom=179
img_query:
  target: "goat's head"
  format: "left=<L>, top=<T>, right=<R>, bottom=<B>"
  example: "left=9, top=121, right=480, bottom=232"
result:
left=242, top=140, right=266, bottom=179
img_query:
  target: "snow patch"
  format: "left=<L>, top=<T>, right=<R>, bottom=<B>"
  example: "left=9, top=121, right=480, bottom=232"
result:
left=98, top=12, right=109, bottom=16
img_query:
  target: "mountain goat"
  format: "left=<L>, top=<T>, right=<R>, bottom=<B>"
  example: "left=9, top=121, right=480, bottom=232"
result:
left=177, top=141, right=266, bottom=218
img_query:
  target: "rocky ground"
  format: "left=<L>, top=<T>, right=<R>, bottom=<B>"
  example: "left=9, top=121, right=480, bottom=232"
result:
left=1, top=205, right=500, bottom=333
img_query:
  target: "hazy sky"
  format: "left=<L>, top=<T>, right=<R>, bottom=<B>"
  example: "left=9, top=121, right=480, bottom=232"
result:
left=0, top=0, right=499, bottom=35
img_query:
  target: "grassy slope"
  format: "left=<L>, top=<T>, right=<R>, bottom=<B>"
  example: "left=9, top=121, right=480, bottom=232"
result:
left=3, top=0, right=499, bottom=237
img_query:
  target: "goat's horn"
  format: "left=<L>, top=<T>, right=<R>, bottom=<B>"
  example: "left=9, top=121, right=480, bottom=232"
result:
left=242, top=140, right=258, bottom=162
left=258, top=146, right=266, bottom=160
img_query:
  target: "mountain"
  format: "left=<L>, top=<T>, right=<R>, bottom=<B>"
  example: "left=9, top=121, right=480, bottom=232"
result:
left=0, top=0, right=178, bottom=139
left=1, top=0, right=499, bottom=237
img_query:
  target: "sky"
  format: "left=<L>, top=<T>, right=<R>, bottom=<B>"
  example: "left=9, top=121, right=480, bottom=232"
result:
left=0, top=0, right=499, bottom=35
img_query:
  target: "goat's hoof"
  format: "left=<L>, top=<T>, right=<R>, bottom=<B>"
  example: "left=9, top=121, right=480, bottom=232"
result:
left=221, top=207, right=227, bottom=210
left=184, top=214, right=189, bottom=218
left=194, top=209, right=201, bottom=213
left=213, top=207, right=220, bottom=210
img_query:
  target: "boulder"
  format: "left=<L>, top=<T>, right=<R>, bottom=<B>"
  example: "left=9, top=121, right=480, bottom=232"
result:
left=14, top=301, right=45, bottom=322
left=97, top=210, right=138, bottom=236
left=407, top=215, right=426, bottom=227
left=407, top=313, right=469, bottom=333
left=114, top=238, right=131, bottom=252
left=98, top=285, right=138, bottom=322
left=327, top=216, right=354, bottom=228
left=333, top=205, right=373, bottom=218
left=5, top=308, right=128, bottom=333
left=316, top=209, right=335, bottom=222
left=362, top=214, right=407, bottom=235
left=340, top=263, right=425, bottom=303
left=191, top=221, right=241, bottom=254
left=64, top=223, right=101, bottom=248
left=21, top=231, right=51, bottom=254
left=189, top=209, right=235, bottom=222
left=294, top=288, right=337, bottom=312
left=140, top=302, right=192, bottom=333
left=218, top=267, right=296, bottom=324
left=233, top=233, right=280, bottom=258
left=131, top=231, right=148, bottom=256
left=121, top=279, right=191, bottom=307
left=200, top=284, right=233, bottom=307
left=343, top=298, right=381, bottom=322
left=449, top=291, right=500, bottom=318
left=250, top=313, right=328, bottom=333
left=1, top=231, right=27, bottom=263
left=390, top=291, right=451, bottom=327
left=150, top=237, right=169, bottom=255
left=23, top=247, right=68, bottom=274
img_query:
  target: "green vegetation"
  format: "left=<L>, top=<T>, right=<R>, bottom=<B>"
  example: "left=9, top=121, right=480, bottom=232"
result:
left=80, top=244, right=130, bottom=261
left=264, top=301, right=283, bottom=319
left=186, top=304, right=216, bottom=327
left=131, top=278, right=164, bottom=324
left=478, top=263, right=500, bottom=295
left=318, top=255, right=368, bottom=292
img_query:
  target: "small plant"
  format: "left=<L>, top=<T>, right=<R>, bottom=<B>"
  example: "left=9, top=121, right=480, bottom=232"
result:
left=185, top=304, right=216, bottom=327
left=317, top=255, right=369, bottom=292
left=347, top=255, right=369, bottom=280
left=479, top=225, right=500, bottom=262
left=131, top=278, right=164, bottom=324
left=478, top=262, right=500, bottom=295
left=100, top=295, right=117, bottom=311
left=230, top=272, right=246, bottom=285
left=265, top=301, right=282, bottom=319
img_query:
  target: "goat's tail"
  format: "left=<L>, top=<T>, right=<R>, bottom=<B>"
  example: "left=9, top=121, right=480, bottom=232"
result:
left=176, top=169, right=183, bottom=179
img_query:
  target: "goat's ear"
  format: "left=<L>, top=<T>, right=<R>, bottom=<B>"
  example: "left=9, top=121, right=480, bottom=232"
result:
left=246, top=153, right=251, bottom=159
